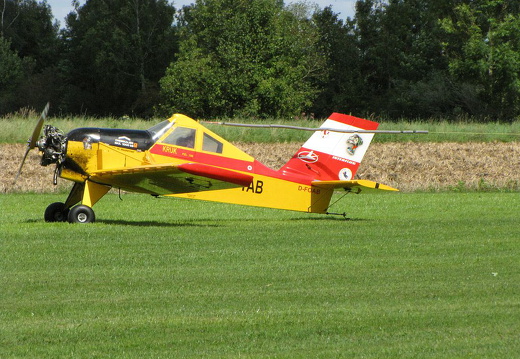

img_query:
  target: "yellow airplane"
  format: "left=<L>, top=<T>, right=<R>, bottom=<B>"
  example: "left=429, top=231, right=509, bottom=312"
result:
left=15, top=104, right=425, bottom=223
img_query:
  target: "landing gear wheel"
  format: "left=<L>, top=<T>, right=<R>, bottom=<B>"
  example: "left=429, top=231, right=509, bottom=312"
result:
left=44, top=202, right=69, bottom=222
left=68, top=205, right=95, bottom=224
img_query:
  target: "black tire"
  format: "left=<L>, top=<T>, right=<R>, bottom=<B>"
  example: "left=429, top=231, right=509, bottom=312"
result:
left=44, top=202, right=69, bottom=222
left=68, top=205, right=95, bottom=224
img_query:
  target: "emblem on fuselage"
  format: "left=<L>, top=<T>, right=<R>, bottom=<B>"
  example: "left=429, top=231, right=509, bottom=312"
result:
left=297, top=150, right=319, bottom=163
left=114, top=136, right=138, bottom=149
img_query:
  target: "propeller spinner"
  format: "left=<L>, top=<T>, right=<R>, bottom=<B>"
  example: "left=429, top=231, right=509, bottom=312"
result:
left=13, top=102, right=50, bottom=183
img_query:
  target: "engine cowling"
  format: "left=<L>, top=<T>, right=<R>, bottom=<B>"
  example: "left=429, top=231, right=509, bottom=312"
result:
left=37, top=125, right=67, bottom=166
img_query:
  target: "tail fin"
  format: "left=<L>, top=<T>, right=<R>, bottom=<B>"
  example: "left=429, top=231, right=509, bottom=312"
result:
left=280, top=113, right=378, bottom=181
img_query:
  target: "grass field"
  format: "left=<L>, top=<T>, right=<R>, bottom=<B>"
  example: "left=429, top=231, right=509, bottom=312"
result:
left=1, top=115, right=519, bottom=143
left=1, top=192, right=518, bottom=358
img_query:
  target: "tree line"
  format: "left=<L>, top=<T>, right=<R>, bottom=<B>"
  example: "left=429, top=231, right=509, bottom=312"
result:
left=1, top=0, right=520, bottom=121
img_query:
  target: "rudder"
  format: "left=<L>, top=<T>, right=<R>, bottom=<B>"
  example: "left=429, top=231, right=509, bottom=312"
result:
left=279, top=113, right=379, bottom=181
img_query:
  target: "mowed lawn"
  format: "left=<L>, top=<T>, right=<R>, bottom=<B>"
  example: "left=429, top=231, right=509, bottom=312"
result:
left=1, top=192, right=518, bottom=358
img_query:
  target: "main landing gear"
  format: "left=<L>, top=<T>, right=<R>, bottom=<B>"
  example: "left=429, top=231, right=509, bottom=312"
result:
left=44, top=181, right=110, bottom=224
left=45, top=202, right=96, bottom=223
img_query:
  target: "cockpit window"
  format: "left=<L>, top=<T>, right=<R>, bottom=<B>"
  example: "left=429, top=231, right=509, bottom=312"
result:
left=162, top=126, right=196, bottom=148
left=147, top=120, right=174, bottom=141
left=203, top=133, right=223, bottom=153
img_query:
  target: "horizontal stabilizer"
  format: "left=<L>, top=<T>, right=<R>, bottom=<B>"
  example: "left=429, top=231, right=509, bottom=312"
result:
left=312, top=179, right=398, bottom=193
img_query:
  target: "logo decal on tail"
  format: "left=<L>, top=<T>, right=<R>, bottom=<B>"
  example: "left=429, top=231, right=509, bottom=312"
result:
left=339, top=168, right=353, bottom=180
left=346, top=134, right=363, bottom=155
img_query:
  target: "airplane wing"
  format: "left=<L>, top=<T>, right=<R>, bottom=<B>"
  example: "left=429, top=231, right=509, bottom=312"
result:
left=311, top=179, right=398, bottom=193
left=89, top=163, right=253, bottom=195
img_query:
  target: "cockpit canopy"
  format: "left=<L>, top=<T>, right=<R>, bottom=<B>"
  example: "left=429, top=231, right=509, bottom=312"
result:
left=66, top=118, right=223, bottom=154
left=66, top=120, right=174, bottom=151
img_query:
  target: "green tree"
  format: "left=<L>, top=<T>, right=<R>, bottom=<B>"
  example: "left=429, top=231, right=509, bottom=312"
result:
left=160, top=0, right=325, bottom=118
left=1, top=0, right=58, bottom=71
left=0, top=36, right=24, bottom=111
left=0, top=37, right=22, bottom=84
left=0, top=0, right=59, bottom=113
left=353, top=0, right=388, bottom=114
left=349, top=0, right=520, bottom=119
left=383, top=0, right=453, bottom=118
left=311, top=6, right=362, bottom=117
left=62, top=0, right=177, bottom=116
left=440, top=1, right=520, bottom=120
left=351, top=0, right=454, bottom=118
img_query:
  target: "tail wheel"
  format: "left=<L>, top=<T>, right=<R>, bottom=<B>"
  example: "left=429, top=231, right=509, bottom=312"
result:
left=44, top=202, right=69, bottom=222
left=68, top=205, right=95, bottom=224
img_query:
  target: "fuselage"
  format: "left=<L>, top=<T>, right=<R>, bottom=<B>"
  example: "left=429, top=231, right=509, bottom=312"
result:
left=60, top=114, right=335, bottom=213
left=30, top=111, right=398, bottom=223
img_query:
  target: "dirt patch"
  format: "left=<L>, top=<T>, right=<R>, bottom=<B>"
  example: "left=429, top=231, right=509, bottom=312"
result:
left=1, top=144, right=68, bottom=193
left=237, top=142, right=520, bottom=192
left=357, top=142, right=519, bottom=191
left=2, top=142, right=519, bottom=193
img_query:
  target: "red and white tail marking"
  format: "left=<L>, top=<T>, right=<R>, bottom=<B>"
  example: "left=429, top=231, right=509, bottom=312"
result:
left=280, top=113, right=379, bottom=181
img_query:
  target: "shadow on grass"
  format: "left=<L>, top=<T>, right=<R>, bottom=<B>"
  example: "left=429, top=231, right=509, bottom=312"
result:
left=98, top=216, right=367, bottom=226
left=24, top=215, right=369, bottom=226
left=23, top=218, right=221, bottom=227
left=288, top=216, right=370, bottom=222
left=98, top=219, right=221, bottom=227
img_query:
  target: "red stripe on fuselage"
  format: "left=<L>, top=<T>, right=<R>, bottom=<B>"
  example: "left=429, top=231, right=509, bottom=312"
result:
left=150, top=143, right=314, bottom=186
left=150, top=144, right=254, bottom=172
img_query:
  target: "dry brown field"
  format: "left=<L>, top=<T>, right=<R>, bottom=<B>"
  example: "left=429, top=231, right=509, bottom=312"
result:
left=2, top=142, right=519, bottom=193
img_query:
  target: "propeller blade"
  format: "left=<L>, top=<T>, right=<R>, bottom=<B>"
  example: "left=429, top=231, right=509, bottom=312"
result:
left=28, top=102, right=50, bottom=149
left=13, top=147, right=31, bottom=183
left=13, top=102, right=50, bottom=184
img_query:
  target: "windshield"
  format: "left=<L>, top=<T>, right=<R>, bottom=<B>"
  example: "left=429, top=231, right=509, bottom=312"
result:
left=147, top=120, right=174, bottom=141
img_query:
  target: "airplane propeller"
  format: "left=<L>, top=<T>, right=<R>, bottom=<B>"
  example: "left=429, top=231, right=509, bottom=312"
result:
left=13, top=102, right=50, bottom=183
